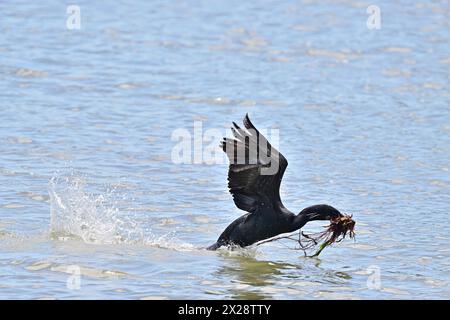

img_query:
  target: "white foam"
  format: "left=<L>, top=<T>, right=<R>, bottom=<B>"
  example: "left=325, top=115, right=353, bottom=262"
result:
left=48, top=172, right=195, bottom=251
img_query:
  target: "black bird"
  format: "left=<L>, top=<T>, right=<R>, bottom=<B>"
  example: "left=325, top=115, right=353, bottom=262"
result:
left=207, top=114, right=343, bottom=250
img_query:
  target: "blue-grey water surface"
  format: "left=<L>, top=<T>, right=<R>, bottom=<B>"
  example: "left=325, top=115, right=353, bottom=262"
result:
left=0, top=0, right=449, bottom=299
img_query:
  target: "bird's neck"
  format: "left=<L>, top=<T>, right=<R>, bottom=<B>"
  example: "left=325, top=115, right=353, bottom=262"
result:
left=291, top=214, right=308, bottom=230
left=291, top=205, right=323, bottom=230
left=299, top=205, right=322, bottom=217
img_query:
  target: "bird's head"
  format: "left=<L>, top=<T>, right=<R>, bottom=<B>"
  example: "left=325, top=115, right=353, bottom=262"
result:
left=300, top=204, right=343, bottom=221
left=292, top=204, right=343, bottom=230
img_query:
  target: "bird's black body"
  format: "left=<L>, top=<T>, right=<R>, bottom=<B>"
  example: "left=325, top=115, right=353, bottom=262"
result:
left=208, top=114, right=343, bottom=250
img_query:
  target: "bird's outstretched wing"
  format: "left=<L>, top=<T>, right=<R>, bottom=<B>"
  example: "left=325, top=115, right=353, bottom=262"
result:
left=220, top=114, right=288, bottom=214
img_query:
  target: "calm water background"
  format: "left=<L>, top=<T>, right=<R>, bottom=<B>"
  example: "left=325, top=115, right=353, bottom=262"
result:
left=1, top=0, right=449, bottom=299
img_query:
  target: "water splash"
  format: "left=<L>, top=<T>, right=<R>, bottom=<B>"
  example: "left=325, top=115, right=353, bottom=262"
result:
left=48, top=172, right=194, bottom=250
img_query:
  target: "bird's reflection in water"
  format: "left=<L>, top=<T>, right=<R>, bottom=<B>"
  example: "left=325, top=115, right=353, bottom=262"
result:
left=214, top=251, right=302, bottom=299
left=213, top=249, right=353, bottom=299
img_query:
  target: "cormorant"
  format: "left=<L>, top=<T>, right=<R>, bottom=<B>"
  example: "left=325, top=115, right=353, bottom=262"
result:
left=207, top=114, right=343, bottom=250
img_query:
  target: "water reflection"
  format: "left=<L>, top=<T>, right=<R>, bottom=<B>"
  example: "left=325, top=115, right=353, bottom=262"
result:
left=215, top=253, right=301, bottom=299
left=213, top=250, right=356, bottom=299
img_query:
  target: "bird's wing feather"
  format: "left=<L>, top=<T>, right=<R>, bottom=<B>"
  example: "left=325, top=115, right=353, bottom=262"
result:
left=221, top=114, right=288, bottom=214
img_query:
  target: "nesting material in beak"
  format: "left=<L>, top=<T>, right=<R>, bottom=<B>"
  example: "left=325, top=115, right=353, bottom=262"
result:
left=299, top=214, right=356, bottom=257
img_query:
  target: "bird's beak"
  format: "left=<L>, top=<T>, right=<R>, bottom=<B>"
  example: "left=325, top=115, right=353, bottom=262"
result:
left=326, top=212, right=343, bottom=220
left=308, top=212, right=321, bottom=220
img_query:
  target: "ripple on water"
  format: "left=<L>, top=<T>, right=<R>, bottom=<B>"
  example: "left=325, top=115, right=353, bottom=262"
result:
left=7, top=136, right=33, bottom=144
left=306, top=48, right=361, bottom=62
left=26, top=261, right=52, bottom=271
left=3, top=203, right=25, bottom=209
left=58, top=264, right=127, bottom=278
left=26, top=260, right=129, bottom=278
left=15, top=68, right=48, bottom=78
left=383, top=47, right=412, bottom=54
left=19, top=191, right=49, bottom=202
